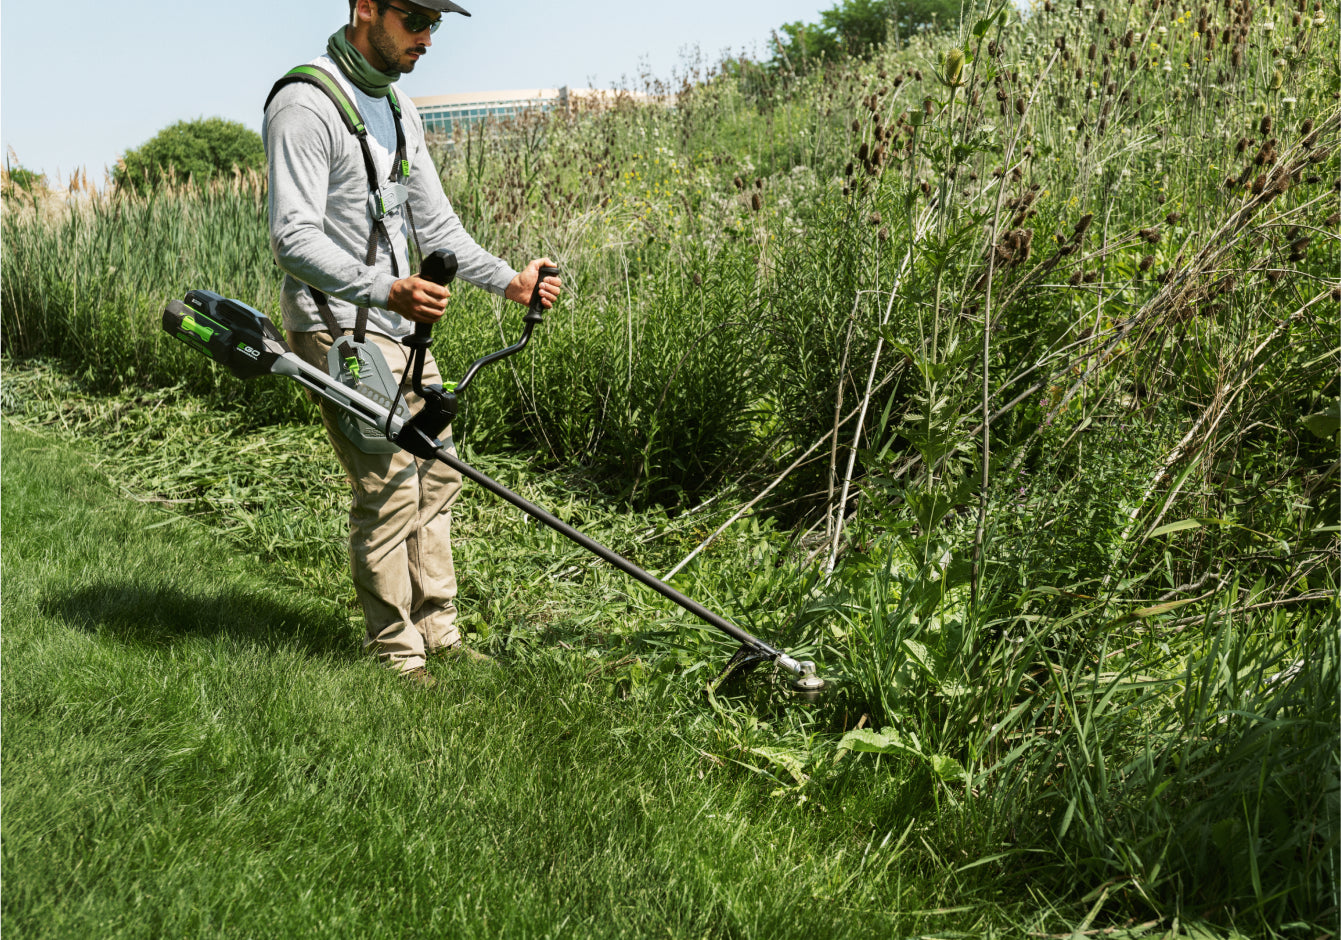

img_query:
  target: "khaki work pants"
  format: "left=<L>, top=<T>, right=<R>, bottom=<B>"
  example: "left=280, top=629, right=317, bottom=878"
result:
left=288, top=329, right=463, bottom=673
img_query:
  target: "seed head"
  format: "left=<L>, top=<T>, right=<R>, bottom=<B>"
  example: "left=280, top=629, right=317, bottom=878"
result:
left=1260, top=115, right=1273, bottom=134
left=942, top=47, right=967, bottom=87
left=1139, top=254, right=1155, bottom=271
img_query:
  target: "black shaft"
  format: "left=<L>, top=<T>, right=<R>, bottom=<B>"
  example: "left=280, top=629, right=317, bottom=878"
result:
left=432, top=444, right=781, bottom=657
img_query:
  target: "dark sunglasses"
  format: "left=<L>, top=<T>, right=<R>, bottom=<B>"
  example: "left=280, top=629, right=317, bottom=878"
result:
left=383, top=2, right=442, bottom=34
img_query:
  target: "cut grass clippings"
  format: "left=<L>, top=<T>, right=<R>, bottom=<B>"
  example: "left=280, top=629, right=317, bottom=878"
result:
left=2, top=423, right=977, bottom=939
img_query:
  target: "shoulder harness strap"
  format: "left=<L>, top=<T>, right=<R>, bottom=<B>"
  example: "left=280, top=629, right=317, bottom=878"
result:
left=267, top=65, right=366, bottom=136
left=266, top=64, right=422, bottom=342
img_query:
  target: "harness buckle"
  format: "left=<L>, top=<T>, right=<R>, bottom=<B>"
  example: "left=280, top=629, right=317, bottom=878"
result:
left=372, top=181, right=409, bottom=220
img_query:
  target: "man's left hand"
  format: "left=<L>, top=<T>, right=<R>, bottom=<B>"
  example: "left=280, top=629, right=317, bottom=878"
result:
left=506, top=258, right=563, bottom=309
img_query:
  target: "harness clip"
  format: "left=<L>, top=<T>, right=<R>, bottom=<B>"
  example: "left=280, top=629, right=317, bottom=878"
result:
left=372, top=181, right=409, bottom=220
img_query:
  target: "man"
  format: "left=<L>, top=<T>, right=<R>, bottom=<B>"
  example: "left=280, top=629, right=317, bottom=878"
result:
left=263, top=0, right=561, bottom=684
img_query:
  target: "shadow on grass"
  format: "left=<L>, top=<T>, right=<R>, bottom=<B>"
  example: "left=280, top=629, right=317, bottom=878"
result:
left=41, top=580, right=359, bottom=661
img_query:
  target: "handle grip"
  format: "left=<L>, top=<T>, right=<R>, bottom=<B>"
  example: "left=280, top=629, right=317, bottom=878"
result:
left=526, top=265, right=561, bottom=324
left=409, top=249, right=458, bottom=346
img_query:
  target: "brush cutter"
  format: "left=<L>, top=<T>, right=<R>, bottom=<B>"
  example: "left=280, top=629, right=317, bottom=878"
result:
left=162, top=251, right=824, bottom=693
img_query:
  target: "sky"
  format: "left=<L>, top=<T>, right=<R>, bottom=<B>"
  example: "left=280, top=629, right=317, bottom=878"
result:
left=1, top=0, right=831, bottom=183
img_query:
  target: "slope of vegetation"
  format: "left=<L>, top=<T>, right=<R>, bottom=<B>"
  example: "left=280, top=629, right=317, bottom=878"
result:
left=3, top=0, right=1337, bottom=933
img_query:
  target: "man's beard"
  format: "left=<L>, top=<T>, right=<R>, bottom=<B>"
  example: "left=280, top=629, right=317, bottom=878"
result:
left=369, top=19, right=421, bottom=74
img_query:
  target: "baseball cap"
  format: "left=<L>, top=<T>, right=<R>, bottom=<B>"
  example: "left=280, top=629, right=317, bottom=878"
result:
left=418, top=0, right=471, bottom=14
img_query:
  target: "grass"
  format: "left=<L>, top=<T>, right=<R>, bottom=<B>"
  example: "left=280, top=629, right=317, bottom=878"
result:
left=2, top=423, right=1009, bottom=939
left=5, top=364, right=1337, bottom=937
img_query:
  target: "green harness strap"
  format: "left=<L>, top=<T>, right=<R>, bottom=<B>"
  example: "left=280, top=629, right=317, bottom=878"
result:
left=265, top=64, right=419, bottom=343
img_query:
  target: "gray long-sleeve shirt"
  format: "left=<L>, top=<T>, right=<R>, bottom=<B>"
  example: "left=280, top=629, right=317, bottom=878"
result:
left=263, top=54, right=517, bottom=339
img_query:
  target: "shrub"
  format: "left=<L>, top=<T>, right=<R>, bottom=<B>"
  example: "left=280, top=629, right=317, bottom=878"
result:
left=3, top=164, right=47, bottom=194
left=114, top=117, right=263, bottom=194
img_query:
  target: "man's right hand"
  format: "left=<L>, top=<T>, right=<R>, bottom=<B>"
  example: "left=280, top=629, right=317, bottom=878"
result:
left=388, top=276, right=450, bottom=323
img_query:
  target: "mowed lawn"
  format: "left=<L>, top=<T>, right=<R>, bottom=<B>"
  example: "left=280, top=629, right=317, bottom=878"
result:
left=2, top=424, right=973, bottom=939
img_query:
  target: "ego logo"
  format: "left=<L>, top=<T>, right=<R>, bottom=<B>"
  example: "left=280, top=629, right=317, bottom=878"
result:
left=237, top=343, right=262, bottom=361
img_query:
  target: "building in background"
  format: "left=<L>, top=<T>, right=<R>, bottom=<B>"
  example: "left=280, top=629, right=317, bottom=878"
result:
left=411, top=87, right=653, bottom=139
left=411, top=87, right=569, bottom=138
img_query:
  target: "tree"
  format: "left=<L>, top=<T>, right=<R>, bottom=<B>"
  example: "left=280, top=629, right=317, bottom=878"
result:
left=3, top=165, right=47, bottom=195
left=771, top=0, right=962, bottom=75
left=114, top=117, right=263, bottom=194
left=2, top=150, right=48, bottom=203
left=820, top=0, right=894, bottom=55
